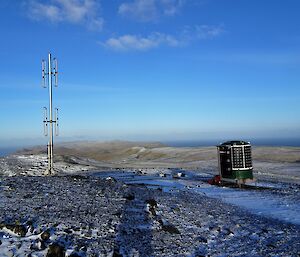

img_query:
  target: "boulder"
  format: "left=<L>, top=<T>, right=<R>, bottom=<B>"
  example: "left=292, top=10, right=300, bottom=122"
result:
left=123, top=193, right=134, bottom=201
left=146, top=199, right=157, bottom=216
left=162, top=224, right=180, bottom=234
left=46, top=243, right=65, bottom=257
left=6, top=224, right=27, bottom=237
left=41, top=230, right=51, bottom=241
left=146, top=199, right=157, bottom=208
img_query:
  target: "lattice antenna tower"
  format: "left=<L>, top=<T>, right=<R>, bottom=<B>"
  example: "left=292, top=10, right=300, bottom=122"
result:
left=42, top=53, right=59, bottom=175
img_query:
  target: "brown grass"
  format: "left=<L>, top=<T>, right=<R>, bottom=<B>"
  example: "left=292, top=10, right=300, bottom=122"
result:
left=17, top=141, right=300, bottom=164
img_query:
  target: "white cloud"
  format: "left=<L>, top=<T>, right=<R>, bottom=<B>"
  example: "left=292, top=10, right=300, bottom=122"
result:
left=160, top=0, right=185, bottom=16
left=182, top=25, right=225, bottom=40
left=28, top=1, right=61, bottom=22
left=102, top=25, right=224, bottom=52
left=196, top=25, right=225, bottom=38
left=27, top=0, right=104, bottom=31
left=102, top=33, right=181, bottom=52
left=118, top=0, right=185, bottom=22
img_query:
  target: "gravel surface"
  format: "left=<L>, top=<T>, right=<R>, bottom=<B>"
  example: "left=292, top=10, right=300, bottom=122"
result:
left=0, top=154, right=300, bottom=256
left=0, top=175, right=299, bottom=256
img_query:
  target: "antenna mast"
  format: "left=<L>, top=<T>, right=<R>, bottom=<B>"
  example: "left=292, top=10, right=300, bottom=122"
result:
left=42, top=53, right=59, bottom=175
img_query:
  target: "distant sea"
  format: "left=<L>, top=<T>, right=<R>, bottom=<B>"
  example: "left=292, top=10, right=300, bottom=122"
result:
left=0, top=147, right=19, bottom=157
left=164, top=138, right=300, bottom=147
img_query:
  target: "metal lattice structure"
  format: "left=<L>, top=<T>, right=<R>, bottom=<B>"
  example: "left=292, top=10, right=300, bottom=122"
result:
left=42, top=53, right=59, bottom=175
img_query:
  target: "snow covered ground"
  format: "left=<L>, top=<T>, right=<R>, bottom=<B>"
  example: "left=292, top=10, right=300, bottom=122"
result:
left=0, top=154, right=93, bottom=176
left=0, top=154, right=300, bottom=256
left=92, top=169, right=300, bottom=226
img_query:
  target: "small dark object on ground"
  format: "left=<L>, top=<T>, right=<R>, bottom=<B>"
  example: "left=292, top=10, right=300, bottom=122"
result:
left=146, top=199, right=157, bottom=207
left=123, top=194, right=135, bottom=201
left=70, top=174, right=87, bottom=180
left=162, top=224, right=180, bottom=234
left=46, top=243, right=65, bottom=257
left=5, top=224, right=27, bottom=237
left=15, top=224, right=27, bottom=237
left=64, top=228, right=72, bottom=234
left=112, top=247, right=123, bottom=257
left=112, top=211, right=122, bottom=217
left=196, top=236, right=208, bottom=243
left=41, top=230, right=51, bottom=241
left=146, top=199, right=157, bottom=216
left=208, top=175, right=221, bottom=185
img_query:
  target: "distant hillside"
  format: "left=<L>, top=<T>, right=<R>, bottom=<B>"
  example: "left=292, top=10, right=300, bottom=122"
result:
left=17, top=141, right=215, bottom=169
left=17, top=141, right=300, bottom=165
left=18, top=140, right=166, bottom=160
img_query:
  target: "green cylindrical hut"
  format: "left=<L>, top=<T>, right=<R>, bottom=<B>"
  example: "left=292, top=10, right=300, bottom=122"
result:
left=217, top=141, right=254, bottom=183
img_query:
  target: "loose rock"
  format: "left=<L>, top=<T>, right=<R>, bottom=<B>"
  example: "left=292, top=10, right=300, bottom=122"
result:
left=162, top=224, right=180, bottom=234
left=41, top=229, right=51, bottom=241
left=46, top=243, right=65, bottom=257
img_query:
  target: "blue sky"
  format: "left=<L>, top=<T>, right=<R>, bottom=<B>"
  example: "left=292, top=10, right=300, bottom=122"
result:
left=0, top=0, right=300, bottom=147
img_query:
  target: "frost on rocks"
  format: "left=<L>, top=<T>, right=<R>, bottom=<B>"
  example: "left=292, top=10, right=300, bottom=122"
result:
left=0, top=175, right=299, bottom=256
left=0, top=154, right=93, bottom=176
left=0, top=154, right=299, bottom=256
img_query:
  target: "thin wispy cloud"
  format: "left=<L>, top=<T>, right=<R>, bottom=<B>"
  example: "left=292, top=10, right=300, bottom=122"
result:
left=102, top=25, right=224, bottom=52
left=26, top=0, right=104, bottom=31
left=185, top=25, right=225, bottom=40
left=118, top=0, right=185, bottom=22
left=102, top=32, right=181, bottom=51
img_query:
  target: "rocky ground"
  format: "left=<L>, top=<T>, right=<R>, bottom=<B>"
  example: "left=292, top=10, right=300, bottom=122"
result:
left=0, top=145, right=300, bottom=256
left=0, top=175, right=299, bottom=257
